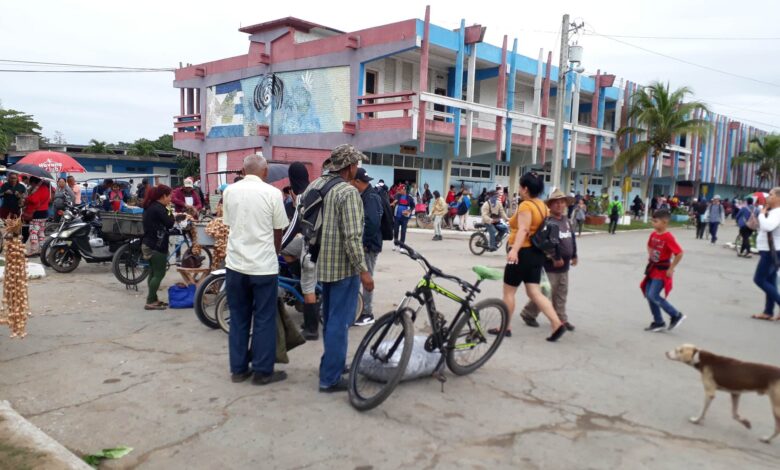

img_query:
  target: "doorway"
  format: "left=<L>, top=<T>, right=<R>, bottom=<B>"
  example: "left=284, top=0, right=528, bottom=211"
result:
left=393, top=168, right=418, bottom=188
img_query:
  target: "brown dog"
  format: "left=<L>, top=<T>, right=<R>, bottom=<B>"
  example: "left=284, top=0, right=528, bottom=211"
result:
left=666, top=344, right=780, bottom=443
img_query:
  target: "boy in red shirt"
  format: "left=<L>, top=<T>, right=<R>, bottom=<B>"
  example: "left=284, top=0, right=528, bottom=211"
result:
left=640, top=209, right=686, bottom=332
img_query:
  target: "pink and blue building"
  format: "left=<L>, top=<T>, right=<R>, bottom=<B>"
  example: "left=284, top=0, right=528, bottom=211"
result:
left=173, top=11, right=766, bottom=200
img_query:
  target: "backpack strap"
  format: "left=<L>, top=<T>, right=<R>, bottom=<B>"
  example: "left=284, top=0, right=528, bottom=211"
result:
left=319, top=176, right=345, bottom=198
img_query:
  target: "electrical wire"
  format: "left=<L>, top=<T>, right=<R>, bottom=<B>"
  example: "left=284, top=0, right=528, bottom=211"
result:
left=588, top=30, right=780, bottom=89
left=0, top=69, right=172, bottom=73
left=0, top=59, right=173, bottom=71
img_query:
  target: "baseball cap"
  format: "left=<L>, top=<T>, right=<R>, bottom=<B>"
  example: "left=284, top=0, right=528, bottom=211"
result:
left=355, top=167, right=373, bottom=183
left=183, top=178, right=194, bottom=188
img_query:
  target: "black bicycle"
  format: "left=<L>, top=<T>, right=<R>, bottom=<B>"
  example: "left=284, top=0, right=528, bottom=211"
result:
left=348, top=242, right=509, bottom=411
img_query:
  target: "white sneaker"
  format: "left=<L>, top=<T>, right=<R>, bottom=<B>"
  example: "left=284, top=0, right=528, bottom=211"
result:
left=354, top=314, right=375, bottom=326
left=392, top=245, right=397, bottom=251
left=399, top=248, right=408, bottom=255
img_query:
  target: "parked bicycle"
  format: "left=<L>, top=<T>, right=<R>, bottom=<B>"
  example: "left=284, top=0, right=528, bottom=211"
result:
left=347, top=242, right=508, bottom=411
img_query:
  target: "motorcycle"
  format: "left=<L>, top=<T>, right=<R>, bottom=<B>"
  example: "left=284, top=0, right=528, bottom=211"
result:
left=469, top=222, right=509, bottom=256
left=45, top=206, right=124, bottom=273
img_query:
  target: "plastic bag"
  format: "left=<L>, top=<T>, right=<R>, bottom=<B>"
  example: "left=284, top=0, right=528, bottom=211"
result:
left=540, top=270, right=552, bottom=299
left=358, top=335, right=440, bottom=383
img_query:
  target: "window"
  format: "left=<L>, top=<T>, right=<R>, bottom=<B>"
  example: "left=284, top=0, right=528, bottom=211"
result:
left=91, top=165, right=106, bottom=172
left=612, top=179, right=621, bottom=188
left=366, top=151, right=442, bottom=170
left=495, top=164, right=510, bottom=177
left=632, top=179, right=641, bottom=189
left=450, top=161, right=491, bottom=181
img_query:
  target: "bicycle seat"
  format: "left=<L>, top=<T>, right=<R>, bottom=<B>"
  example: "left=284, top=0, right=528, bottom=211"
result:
left=473, top=223, right=486, bottom=229
left=472, top=265, right=503, bottom=281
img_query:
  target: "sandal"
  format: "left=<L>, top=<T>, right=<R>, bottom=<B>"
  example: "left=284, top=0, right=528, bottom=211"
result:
left=488, top=327, right=511, bottom=337
left=155, top=301, right=169, bottom=307
left=751, top=314, right=774, bottom=321
left=144, top=303, right=167, bottom=311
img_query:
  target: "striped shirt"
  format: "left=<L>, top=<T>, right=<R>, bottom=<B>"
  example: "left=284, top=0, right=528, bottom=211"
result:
left=303, top=173, right=367, bottom=282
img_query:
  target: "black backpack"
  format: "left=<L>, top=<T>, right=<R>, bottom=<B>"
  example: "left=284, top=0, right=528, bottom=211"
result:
left=611, top=202, right=619, bottom=217
left=379, top=194, right=394, bottom=241
left=529, top=200, right=560, bottom=258
left=299, top=176, right=344, bottom=263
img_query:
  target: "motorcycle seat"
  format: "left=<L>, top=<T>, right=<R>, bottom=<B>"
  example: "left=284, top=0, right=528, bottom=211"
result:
left=473, top=223, right=486, bottom=229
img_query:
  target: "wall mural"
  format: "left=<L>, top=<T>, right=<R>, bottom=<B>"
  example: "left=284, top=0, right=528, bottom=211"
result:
left=205, top=66, right=350, bottom=139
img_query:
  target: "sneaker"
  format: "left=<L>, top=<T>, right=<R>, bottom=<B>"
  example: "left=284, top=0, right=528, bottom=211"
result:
left=230, top=370, right=252, bottom=383
left=319, top=377, right=349, bottom=393
left=354, top=314, right=375, bottom=326
left=302, top=328, right=319, bottom=341
left=399, top=248, right=408, bottom=255
left=668, top=313, right=686, bottom=331
left=252, top=370, right=287, bottom=386
left=392, top=245, right=397, bottom=252
left=521, top=316, right=540, bottom=328
left=564, top=322, right=575, bottom=332
left=644, top=322, right=666, bottom=332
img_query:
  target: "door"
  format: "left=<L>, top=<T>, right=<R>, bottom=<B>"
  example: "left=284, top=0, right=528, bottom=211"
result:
left=365, top=70, right=378, bottom=118
left=393, top=168, right=418, bottom=190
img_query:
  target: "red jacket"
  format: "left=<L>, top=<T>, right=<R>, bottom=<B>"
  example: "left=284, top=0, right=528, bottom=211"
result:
left=171, top=187, right=202, bottom=213
left=23, top=184, right=51, bottom=217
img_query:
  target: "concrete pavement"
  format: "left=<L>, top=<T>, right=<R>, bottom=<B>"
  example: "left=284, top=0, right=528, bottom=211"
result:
left=1, top=222, right=779, bottom=469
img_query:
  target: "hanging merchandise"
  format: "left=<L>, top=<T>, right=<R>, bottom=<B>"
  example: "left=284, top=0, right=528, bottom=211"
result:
left=0, top=218, right=32, bottom=338
left=205, top=218, right=229, bottom=269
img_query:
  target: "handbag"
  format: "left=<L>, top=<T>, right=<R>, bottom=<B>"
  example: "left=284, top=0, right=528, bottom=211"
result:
left=746, top=209, right=759, bottom=231
left=180, top=247, right=205, bottom=269
left=168, top=283, right=196, bottom=309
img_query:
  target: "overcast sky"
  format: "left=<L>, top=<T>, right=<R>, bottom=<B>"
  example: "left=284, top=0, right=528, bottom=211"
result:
left=1, top=0, right=778, bottom=144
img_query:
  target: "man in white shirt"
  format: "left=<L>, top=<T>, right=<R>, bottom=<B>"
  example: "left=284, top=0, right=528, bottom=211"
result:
left=222, top=155, right=289, bottom=385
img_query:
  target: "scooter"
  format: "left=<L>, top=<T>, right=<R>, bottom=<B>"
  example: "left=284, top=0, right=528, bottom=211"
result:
left=45, top=205, right=124, bottom=273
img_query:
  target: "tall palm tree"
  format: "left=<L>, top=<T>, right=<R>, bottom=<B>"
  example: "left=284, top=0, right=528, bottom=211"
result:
left=733, top=135, right=780, bottom=188
left=84, top=139, right=110, bottom=154
left=616, top=81, right=710, bottom=199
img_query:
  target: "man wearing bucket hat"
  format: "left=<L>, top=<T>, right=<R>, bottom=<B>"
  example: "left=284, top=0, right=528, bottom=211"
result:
left=303, top=144, right=374, bottom=392
left=519, top=189, right=579, bottom=331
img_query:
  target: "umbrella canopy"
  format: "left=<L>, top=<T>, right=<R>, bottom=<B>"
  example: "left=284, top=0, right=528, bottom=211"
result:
left=266, top=162, right=290, bottom=184
left=17, top=150, right=86, bottom=174
left=6, top=163, right=55, bottom=181
left=745, top=191, right=769, bottom=205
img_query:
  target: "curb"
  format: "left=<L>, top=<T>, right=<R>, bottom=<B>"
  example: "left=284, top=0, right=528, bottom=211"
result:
left=0, top=400, right=91, bottom=469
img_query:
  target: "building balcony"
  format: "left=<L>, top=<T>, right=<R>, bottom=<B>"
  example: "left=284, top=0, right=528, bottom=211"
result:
left=173, top=114, right=204, bottom=141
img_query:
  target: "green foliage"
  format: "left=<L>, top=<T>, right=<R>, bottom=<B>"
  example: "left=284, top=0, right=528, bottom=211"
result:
left=586, top=196, right=609, bottom=215
left=126, top=138, right=157, bottom=157
left=733, top=134, right=780, bottom=187
left=84, top=139, right=111, bottom=154
left=616, top=82, right=710, bottom=198
left=83, top=446, right=133, bottom=467
left=153, top=134, right=175, bottom=151
left=0, top=107, right=42, bottom=153
left=176, top=154, right=200, bottom=178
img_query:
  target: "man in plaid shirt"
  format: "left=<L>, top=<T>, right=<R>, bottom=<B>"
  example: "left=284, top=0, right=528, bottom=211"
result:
left=304, top=144, right=375, bottom=392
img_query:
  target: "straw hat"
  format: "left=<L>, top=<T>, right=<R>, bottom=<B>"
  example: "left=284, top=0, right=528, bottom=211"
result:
left=546, top=189, right=575, bottom=206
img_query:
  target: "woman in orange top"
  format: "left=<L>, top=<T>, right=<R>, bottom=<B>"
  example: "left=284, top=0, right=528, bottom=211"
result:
left=492, top=172, right=565, bottom=342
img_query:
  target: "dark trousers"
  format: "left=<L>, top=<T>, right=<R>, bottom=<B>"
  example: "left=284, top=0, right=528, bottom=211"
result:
left=754, top=251, right=780, bottom=316
left=608, top=216, right=619, bottom=234
left=695, top=217, right=706, bottom=239
left=146, top=251, right=167, bottom=304
left=739, top=226, right=753, bottom=255
left=393, top=216, right=408, bottom=245
left=320, top=275, right=360, bottom=388
left=709, top=222, right=720, bottom=243
left=225, top=269, right=278, bottom=376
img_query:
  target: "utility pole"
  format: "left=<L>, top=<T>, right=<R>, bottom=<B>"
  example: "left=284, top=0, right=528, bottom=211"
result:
left=550, top=13, right=570, bottom=193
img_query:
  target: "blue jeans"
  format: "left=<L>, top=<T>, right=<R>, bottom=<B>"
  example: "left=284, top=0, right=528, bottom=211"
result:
left=393, top=217, right=408, bottom=245
left=644, top=278, right=680, bottom=325
left=709, top=222, right=720, bottom=242
left=754, top=251, right=780, bottom=316
left=320, top=275, right=360, bottom=388
left=486, top=222, right=508, bottom=249
left=225, top=269, right=278, bottom=376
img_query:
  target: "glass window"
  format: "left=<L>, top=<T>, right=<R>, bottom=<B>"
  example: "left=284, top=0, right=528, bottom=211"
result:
left=382, top=154, right=394, bottom=166
left=434, top=160, right=443, bottom=170
left=414, top=157, right=424, bottom=169
left=394, top=155, right=404, bottom=167
left=404, top=156, right=416, bottom=168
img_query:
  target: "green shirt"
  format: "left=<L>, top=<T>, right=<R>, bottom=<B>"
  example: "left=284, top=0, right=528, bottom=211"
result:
left=304, top=173, right=367, bottom=283
left=609, top=200, right=624, bottom=217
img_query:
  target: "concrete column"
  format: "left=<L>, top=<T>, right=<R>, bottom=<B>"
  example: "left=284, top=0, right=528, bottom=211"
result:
left=509, top=159, right=522, bottom=201
left=442, top=159, right=453, bottom=197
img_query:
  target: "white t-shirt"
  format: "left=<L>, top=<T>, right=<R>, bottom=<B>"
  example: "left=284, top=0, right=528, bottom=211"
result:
left=757, top=207, right=780, bottom=252
left=222, top=175, right=288, bottom=275
left=184, top=196, right=194, bottom=207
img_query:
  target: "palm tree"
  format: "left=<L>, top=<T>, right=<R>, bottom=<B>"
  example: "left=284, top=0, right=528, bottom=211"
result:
left=84, top=139, right=110, bottom=154
left=733, top=135, right=780, bottom=188
left=616, top=81, right=710, bottom=199
left=126, top=139, right=156, bottom=157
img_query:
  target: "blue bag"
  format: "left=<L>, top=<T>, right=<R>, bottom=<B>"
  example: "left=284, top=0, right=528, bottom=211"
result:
left=168, top=284, right=196, bottom=309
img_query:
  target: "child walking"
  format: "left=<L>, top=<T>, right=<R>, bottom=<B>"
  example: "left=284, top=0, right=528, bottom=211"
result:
left=641, top=209, right=686, bottom=332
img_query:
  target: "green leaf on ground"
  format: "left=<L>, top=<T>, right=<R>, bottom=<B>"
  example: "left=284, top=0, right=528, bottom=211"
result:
left=83, top=446, right=133, bottom=467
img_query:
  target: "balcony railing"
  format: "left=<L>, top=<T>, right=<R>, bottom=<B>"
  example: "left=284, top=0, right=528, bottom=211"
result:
left=173, top=114, right=204, bottom=140
left=357, top=91, right=416, bottom=119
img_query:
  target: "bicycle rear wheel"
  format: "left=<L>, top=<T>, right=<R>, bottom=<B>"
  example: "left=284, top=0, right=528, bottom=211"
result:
left=112, top=242, right=149, bottom=285
left=194, top=272, right=224, bottom=329
left=215, top=291, right=230, bottom=334
left=446, top=298, right=509, bottom=376
left=348, top=309, right=413, bottom=411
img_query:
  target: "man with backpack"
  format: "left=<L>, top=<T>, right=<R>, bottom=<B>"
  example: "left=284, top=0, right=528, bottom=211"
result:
left=608, top=195, right=623, bottom=235
left=351, top=168, right=383, bottom=326
left=391, top=184, right=415, bottom=252
left=736, top=196, right=757, bottom=258
left=301, top=144, right=374, bottom=393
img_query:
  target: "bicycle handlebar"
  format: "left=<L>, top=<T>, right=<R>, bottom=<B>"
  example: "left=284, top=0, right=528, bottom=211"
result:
left=396, top=242, right=479, bottom=293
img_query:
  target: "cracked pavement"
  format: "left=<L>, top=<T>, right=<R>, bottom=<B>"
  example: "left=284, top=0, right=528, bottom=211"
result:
left=2, top=223, right=780, bottom=468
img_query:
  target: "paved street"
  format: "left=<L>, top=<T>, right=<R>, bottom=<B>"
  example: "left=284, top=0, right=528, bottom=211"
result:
left=2, top=222, right=780, bottom=469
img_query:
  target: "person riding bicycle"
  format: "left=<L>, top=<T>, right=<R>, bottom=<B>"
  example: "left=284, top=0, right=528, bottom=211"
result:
left=480, top=190, right=508, bottom=251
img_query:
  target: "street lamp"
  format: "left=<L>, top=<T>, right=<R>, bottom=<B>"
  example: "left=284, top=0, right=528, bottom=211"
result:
left=550, top=15, right=585, bottom=193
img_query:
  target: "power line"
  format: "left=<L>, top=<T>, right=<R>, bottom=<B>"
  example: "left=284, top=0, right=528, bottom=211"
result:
left=589, top=31, right=780, bottom=89
left=0, top=69, right=172, bottom=73
left=583, top=32, right=780, bottom=41
left=0, top=59, right=173, bottom=71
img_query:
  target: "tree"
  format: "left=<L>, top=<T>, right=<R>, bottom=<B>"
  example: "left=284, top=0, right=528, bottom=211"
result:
left=0, top=107, right=42, bottom=153
left=733, top=134, right=780, bottom=188
left=153, top=134, right=175, bottom=151
left=616, top=82, right=710, bottom=199
left=51, top=131, right=67, bottom=145
left=176, top=154, right=200, bottom=178
left=84, top=139, right=111, bottom=154
left=126, top=138, right=157, bottom=157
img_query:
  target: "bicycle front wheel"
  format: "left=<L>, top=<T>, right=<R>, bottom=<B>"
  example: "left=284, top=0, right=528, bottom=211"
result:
left=194, top=272, right=224, bottom=329
left=446, top=298, right=509, bottom=376
left=215, top=291, right=230, bottom=334
left=348, top=309, right=413, bottom=411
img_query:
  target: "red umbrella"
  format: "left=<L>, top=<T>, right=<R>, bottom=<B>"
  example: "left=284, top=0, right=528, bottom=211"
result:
left=17, top=150, right=86, bottom=174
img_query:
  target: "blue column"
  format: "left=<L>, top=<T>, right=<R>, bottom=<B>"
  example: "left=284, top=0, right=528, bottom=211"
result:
left=357, top=62, right=365, bottom=120
left=595, top=85, right=606, bottom=170
left=452, top=20, right=465, bottom=157
left=504, top=38, right=518, bottom=163
left=562, top=71, right=574, bottom=168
